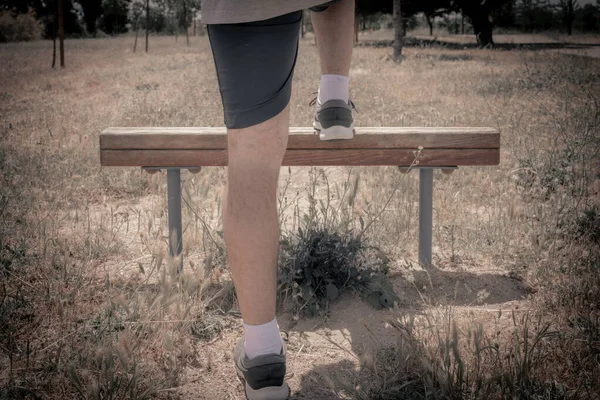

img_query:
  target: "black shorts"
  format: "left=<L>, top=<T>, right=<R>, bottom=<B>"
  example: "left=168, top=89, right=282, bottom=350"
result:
left=207, top=2, right=340, bottom=129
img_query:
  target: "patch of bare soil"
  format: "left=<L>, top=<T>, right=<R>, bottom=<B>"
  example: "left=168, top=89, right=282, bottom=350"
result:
left=178, top=258, right=530, bottom=399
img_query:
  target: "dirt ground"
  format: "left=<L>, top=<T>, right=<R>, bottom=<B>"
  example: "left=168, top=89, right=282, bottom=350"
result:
left=179, top=269, right=529, bottom=399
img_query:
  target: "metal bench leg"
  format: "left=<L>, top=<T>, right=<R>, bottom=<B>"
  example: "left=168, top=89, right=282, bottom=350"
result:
left=418, top=168, right=433, bottom=265
left=167, top=168, right=183, bottom=272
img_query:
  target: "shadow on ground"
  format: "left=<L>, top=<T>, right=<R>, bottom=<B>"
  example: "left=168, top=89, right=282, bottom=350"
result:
left=283, top=262, right=530, bottom=399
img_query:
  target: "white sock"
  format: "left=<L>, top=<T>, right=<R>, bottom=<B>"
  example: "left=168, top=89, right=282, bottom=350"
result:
left=318, top=74, right=350, bottom=104
left=243, top=317, right=283, bottom=359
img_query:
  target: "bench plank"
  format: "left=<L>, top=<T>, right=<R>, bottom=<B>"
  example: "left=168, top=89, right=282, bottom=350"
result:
left=100, top=127, right=500, bottom=150
left=101, top=149, right=499, bottom=167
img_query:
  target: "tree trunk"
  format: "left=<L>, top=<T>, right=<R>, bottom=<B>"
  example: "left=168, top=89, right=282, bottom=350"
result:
left=461, top=13, right=465, bottom=34
left=52, top=34, right=57, bottom=68
left=58, top=0, right=65, bottom=68
left=392, top=0, right=403, bottom=62
left=471, top=12, right=494, bottom=47
left=193, top=19, right=196, bottom=36
left=184, top=1, right=189, bottom=45
left=454, top=11, right=458, bottom=34
left=145, top=0, right=150, bottom=53
left=51, top=7, right=57, bottom=68
left=426, top=15, right=433, bottom=36
left=566, top=1, right=574, bottom=35
left=354, top=16, right=359, bottom=44
left=134, top=27, right=139, bottom=52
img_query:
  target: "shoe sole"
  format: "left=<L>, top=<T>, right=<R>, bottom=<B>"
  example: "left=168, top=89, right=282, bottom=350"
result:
left=235, top=364, right=290, bottom=400
left=314, top=120, right=355, bottom=141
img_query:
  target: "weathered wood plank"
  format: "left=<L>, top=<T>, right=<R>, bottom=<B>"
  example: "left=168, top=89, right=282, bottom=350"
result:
left=100, top=127, right=500, bottom=150
left=100, top=149, right=500, bottom=167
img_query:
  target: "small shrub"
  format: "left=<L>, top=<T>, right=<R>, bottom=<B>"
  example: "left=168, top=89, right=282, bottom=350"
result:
left=190, top=312, right=226, bottom=342
left=278, top=228, right=397, bottom=318
left=0, top=8, right=42, bottom=43
left=516, top=148, right=578, bottom=196
left=577, top=207, right=600, bottom=244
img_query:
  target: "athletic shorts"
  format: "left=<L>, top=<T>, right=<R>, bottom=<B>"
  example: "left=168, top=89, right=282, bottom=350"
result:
left=207, top=1, right=340, bottom=129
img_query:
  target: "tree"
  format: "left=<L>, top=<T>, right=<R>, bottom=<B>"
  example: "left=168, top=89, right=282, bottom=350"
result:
left=145, top=0, right=149, bottom=51
left=454, top=0, right=503, bottom=46
left=158, top=0, right=200, bottom=43
left=58, top=0, right=64, bottom=67
left=357, top=0, right=510, bottom=48
left=356, top=0, right=417, bottom=59
left=99, top=0, right=130, bottom=34
left=78, top=0, right=103, bottom=35
left=422, top=0, right=449, bottom=35
left=4, top=0, right=82, bottom=38
left=392, top=0, right=403, bottom=61
left=129, top=0, right=143, bottom=51
left=557, top=0, right=578, bottom=35
left=356, top=0, right=393, bottom=24
left=1, top=0, right=45, bottom=14
left=493, top=0, right=517, bottom=29
left=577, top=3, right=600, bottom=32
left=516, top=0, right=550, bottom=31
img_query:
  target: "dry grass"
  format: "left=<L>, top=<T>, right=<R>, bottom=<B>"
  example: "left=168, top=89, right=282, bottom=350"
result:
left=0, top=35, right=599, bottom=399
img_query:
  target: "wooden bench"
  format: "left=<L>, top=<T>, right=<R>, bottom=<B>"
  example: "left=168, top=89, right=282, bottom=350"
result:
left=100, top=127, right=500, bottom=268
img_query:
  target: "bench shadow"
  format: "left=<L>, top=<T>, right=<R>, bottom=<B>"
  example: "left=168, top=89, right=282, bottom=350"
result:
left=394, top=263, right=531, bottom=307
left=282, top=262, right=530, bottom=399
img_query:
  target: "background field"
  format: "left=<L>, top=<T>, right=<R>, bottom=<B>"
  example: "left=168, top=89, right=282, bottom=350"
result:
left=1, top=35, right=599, bottom=399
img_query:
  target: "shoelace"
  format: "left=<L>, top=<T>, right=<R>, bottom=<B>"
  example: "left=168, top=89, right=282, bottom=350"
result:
left=308, top=91, right=318, bottom=107
left=280, top=330, right=289, bottom=343
left=349, top=99, right=358, bottom=112
left=308, top=92, right=358, bottom=112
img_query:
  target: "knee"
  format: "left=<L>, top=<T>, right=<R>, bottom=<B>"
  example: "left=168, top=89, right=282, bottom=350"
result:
left=228, top=125, right=288, bottom=171
left=225, top=163, right=279, bottom=219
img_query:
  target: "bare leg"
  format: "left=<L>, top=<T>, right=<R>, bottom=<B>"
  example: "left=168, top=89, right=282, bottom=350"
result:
left=223, top=2, right=354, bottom=327
left=224, top=106, right=289, bottom=326
left=311, top=0, right=356, bottom=141
left=311, top=0, right=355, bottom=76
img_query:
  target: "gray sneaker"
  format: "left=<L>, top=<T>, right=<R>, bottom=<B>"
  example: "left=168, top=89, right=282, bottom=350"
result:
left=234, top=338, right=289, bottom=400
left=312, top=99, right=356, bottom=141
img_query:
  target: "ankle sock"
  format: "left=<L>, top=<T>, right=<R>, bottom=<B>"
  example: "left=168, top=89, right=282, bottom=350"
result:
left=243, top=317, right=283, bottom=359
left=318, top=74, right=350, bottom=104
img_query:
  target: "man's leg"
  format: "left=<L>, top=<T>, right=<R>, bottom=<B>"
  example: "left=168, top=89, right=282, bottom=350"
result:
left=207, top=11, right=300, bottom=399
left=208, top=11, right=300, bottom=352
left=224, top=106, right=288, bottom=329
left=312, top=0, right=355, bottom=78
left=311, top=0, right=356, bottom=140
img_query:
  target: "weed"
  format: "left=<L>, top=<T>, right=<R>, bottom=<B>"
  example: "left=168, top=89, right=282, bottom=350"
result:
left=278, top=228, right=396, bottom=318
left=322, top=311, right=580, bottom=400
left=576, top=207, right=600, bottom=244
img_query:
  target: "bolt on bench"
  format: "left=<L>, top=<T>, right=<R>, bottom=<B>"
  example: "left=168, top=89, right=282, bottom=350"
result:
left=100, top=127, right=500, bottom=269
